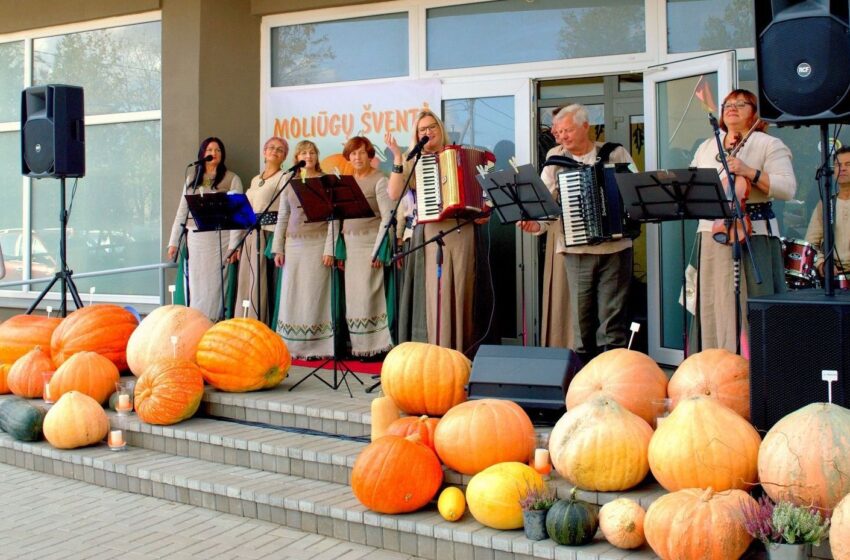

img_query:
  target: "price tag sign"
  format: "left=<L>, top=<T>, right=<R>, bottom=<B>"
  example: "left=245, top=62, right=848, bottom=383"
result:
left=822, top=369, right=839, bottom=404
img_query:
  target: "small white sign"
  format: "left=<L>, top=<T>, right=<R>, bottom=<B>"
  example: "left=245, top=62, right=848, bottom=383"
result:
left=630, top=322, right=641, bottom=332
left=822, top=370, right=839, bottom=382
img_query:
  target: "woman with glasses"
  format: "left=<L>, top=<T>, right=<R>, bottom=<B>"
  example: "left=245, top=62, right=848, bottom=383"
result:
left=689, top=89, right=796, bottom=353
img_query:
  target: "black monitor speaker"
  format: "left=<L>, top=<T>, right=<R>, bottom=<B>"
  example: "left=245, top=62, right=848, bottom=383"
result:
left=21, top=84, right=85, bottom=178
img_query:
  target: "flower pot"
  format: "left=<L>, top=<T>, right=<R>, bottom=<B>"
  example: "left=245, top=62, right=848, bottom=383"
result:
left=766, top=542, right=809, bottom=560
left=522, top=509, right=548, bottom=541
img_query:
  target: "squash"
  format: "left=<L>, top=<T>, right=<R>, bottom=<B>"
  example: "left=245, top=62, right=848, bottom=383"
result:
left=668, top=348, right=750, bottom=420
left=42, top=391, right=109, bottom=449
left=549, top=395, right=652, bottom=491
left=195, top=318, right=290, bottom=392
left=599, top=498, right=645, bottom=549
left=0, top=364, right=11, bottom=394
left=644, top=487, right=755, bottom=560
left=369, top=394, right=400, bottom=442
left=351, top=434, right=443, bottom=514
left=545, top=488, right=600, bottom=546
left=134, top=359, right=204, bottom=425
left=7, top=346, right=53, bottom=398
left=758, top=402, right=850, bottom=512
left=385, top=415, right=438, bottom=452
left=437, top=487, right=466, bottom=522
left=51, top=304, right=138, bottom=370
left=434, top=398, right=535, bottom=475
left=125, top=305, right=212, bottom=376
left=0, top=315, right=62, bottom=364
left=465, top=462, right=544, bottom=530
left=831, top=492, right=850, bottom=560
left=648, top=396, right=760, bottom=492
left=380, top=342, right=470, bottom=416
left=0, top=396, right=46, bottom=441
left=566, top=348, right=668, bottom=427
left=48, top=351, right=120, bottom=405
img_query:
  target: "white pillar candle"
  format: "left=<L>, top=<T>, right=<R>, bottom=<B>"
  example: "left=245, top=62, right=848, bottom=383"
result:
left=117, top=394, right=131, bottom=411
left=108, top=430, right=124, bottom=447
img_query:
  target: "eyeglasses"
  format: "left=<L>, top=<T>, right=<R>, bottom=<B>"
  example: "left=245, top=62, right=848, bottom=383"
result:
left=722, top=101, right=753, bottom=111
left=417, top=123, right=439, bottom=135
left=265, top=146, right=286, bottom=153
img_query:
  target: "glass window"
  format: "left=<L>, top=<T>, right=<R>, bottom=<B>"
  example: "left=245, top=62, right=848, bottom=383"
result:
left=0, top=41, right=24, bottom=123
left=33, top=21, right=161, bottom=114
left=667, top=0, right=754, bottom=54
left=427, top=0, right=645, bottom=71
left=0, top=133, right=26, bottom=284
left=270, top=13, right=408, bottom=87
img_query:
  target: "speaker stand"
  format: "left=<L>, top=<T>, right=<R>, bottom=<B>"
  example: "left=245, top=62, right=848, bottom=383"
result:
left=27, top=177, right=83, bottom=317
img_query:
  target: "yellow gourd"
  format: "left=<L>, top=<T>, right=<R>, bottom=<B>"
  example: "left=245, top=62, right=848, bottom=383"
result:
left=437, top=487, right=466, bottom=522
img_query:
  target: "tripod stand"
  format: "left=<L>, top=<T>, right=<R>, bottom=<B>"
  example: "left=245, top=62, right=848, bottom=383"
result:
left=27, top=177, right=83, bottom=317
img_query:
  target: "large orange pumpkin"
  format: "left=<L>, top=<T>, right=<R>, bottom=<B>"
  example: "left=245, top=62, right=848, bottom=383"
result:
left=351, top=434, right=443, bottom=514
left=668, top=348, right=750, bottom=420
left=195, top=318, right=290, bottom=392
left=0, top=315, right=62, bottom=364
left=831, top=492, right=850, bottom=560
left=125, top=305, right=213, bottom=377
left=7, top=346, right=53, bottom=398
left=549, top=395, right=652, bottom=491
left=0, top=364, right=11, bottom=394
left=385, top=415, right=439, bottom=452
left=644, top=487, right=755, bottom=560
left=51, top=305, right=138, bottom=370
left=758, top=402, right=850, bottom=512
left=434, top=398, right=535, bottom=475
left=42, top=391, right=109, bottom=449
left=134, top=359, right=205, bottom=425
left=566, top=349, right=668, bottom=427
left=648, top=396, right=760, bottom=492
left=48, top=351, right=120, bottom=405
left=380, top=342, right=470, bottom=416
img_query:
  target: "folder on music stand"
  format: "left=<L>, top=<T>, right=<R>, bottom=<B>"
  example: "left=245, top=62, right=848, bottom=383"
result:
left=613, top=168, right=730, bottom=223
left=185, top=191, right=257, bottom=232
left=291, top=175, right=375, bottom=223
left=476, top=164, right=560, bottom=224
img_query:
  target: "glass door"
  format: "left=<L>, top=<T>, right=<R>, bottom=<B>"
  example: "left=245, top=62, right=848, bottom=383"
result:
left=643, top=52, right=736, bottom=365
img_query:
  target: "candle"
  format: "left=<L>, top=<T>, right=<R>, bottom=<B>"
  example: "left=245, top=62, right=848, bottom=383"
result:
left=43, top=383, right=52, bottom=402
left=117, top=394, right=131, bottom=412
left=108, top=430, right=124, bottom=447
left=533, top=448, right=551, bottom=475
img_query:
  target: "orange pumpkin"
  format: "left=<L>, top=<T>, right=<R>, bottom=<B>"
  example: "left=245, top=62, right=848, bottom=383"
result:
left=831, top=492, right=850, bottom=560
left=134, top=359, right=205, bottom=425
left=7, top=346, right=53, bottom=398
left=0, top=315, right=62, bottom=364
left=644, top=487, right=755, bottom=560
left=125, top=305, right=212, bottom=377
left=42, top=391, right=109, bottom=449
left=48, top=351, right=120, bottom=405
left=599, top=498, right=646, bottom=550
left=668, top=348, right=750, bottom=420
left=51, top=305, right=138, bottom=370
left=195, top=318, right=290, bottom=392
left=434, top=399, right=535, bottom=475
left=648, top=396, right=760, bottom=492
left=386, top=415, right=439, bottom=452
left=758, top=402, right=850, bottom=512
left=351, top=434, right=443, bottom=514
left=380, top=342, right=470, bottom=416
left=0, top=364, right=11, bottom=394
left=566, top=349, right=668, bottom=427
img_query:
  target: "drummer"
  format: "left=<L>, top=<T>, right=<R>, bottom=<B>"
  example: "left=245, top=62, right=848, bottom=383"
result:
left=805, top=146, right=850, bottom=278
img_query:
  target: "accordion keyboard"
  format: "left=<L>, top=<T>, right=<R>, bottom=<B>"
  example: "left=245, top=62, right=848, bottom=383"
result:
left=416, top=153, right=442, bottom=222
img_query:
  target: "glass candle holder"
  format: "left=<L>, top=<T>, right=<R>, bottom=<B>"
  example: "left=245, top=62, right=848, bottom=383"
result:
left=533, top=448, right=552, bottom=476
left=107, top=428, right=126, bottom=451
left=115, top=379, right=135, bottom=416
left=42, top=372, right=55, bottom=405
left=653, top=397, right=673, bottom=428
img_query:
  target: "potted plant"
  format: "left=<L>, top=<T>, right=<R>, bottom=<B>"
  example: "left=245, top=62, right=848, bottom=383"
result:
left=742, top=495, right=831, bottom=560
left=519, top=482, right=556, bottom=541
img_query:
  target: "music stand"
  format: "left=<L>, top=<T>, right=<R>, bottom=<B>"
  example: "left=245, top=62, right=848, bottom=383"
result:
left=185, top=191, right=256, bottom=321
left=614, top=168, right=730, bottom=356
left=287, top=174, right=375, bottom=397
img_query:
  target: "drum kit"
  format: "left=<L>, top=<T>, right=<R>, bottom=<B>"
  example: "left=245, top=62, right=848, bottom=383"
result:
left=781, top=238, right=849, bottom=290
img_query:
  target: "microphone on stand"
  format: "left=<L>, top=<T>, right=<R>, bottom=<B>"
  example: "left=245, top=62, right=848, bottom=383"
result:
left=406, top=135, right=430, bottom=161
left=286, top=160, right=307, bottom=173
left=187, top=154, right=214, bottom=167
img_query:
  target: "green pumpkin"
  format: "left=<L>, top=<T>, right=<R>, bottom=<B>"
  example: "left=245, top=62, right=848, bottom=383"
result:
left=0, top=396, right=47, bottom=442
left=545, top=488, right=600, bottom=546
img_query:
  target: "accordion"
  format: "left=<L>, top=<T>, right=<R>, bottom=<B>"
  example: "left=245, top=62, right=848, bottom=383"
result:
left=415, top=145, right=495, bottom=223
left=557, top=162, right=633, bottom=247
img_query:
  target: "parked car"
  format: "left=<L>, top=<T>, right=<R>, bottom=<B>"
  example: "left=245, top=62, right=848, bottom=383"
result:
left=0, top=228, right=58, bottom=283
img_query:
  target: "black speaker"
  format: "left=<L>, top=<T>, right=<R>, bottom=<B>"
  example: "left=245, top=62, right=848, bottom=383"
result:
left=467, top=345, right=581, bottom=413
left=21, top=84, right=85, bottom=178
left=748, top=290, right=850, bottom=431
left=755, top=0, right=850, bottom=124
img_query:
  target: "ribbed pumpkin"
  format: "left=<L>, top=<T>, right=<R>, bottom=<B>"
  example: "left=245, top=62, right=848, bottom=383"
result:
left=465, top=462, right=544, bottom=530
left=7, top=346, right=53, bottom=398
left=51, top=305, right=138, bottom=370
left=434, top=399, right=535, bottom=475
left=831, top=492, right=850, bottom=560
left=42, top=391, right=109, bottom=449
left=351, top=434, right=443, bottom=514
left=437, top=487, right=466, bottom=522
left=125, top=305, right=213, bottom=377
left=380, top=342, right=469, bottom=416
left=48, top=351, right=120, bottom=404
left=0, top=363, right=11, bottom=394
left=195, top=318, right=290, bottom=392
left=386, top=415, right=439, bottom=452
left=566, top=349, right=668, bottom=427
left=648, top=396, right=760, bottom=492
left=0, top=315, right=62, bottom=364
left=549, top=395, right=652, bottom=491
left=668, top=348, right=750, bottom=420
left=545, top=488, right=600, bottom=546
left=599, top=498, right=646, bottom=549
left=134, top=359, right=205, bottom=425
left=758, top=402, right=850, bottom=512
left=369, top=394, right=400, bottom=442
left=644, top=487, right=755, bottom=560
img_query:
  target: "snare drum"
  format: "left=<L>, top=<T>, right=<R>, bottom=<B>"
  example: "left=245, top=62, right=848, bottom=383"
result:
left=837, top=273, right=850, bottom=290
left=782, top=238, right=816, bottom=279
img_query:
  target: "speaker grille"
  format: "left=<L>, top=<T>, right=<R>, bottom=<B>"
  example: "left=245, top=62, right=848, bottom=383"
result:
left=22, top=119, right=55, bottom=174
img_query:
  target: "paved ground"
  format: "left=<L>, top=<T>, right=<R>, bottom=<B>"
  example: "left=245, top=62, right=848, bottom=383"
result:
left=0, top=463, right=423, bottom=560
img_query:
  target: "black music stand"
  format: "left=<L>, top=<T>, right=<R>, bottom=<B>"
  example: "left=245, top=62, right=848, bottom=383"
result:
left=185, top=192, right=256, bottom=321
left=287, top=174, right=375, bottom=397
left=614, top=168, right=730, bottom=356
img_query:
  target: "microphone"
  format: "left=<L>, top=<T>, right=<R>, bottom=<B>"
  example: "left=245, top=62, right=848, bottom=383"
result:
left=187, top=154, right=214, bottom=167
left=406, top=135, right=429, bottom=161
left=708, top=113, right=719, bottom=130
left=286, top=160, right=307, bottom=173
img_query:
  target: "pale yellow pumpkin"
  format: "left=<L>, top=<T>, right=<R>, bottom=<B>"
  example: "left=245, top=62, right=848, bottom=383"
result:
left=369, top=394, right=400, bottom=442
left=465, top=462, right=544, bottom=530
left=43, top=391, right=109, bottom=449
left=126, top=305, right=212, bottom=377
left=831, top=492, right=850, bottom=560
left=599, top=498, right=646, bottom=549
